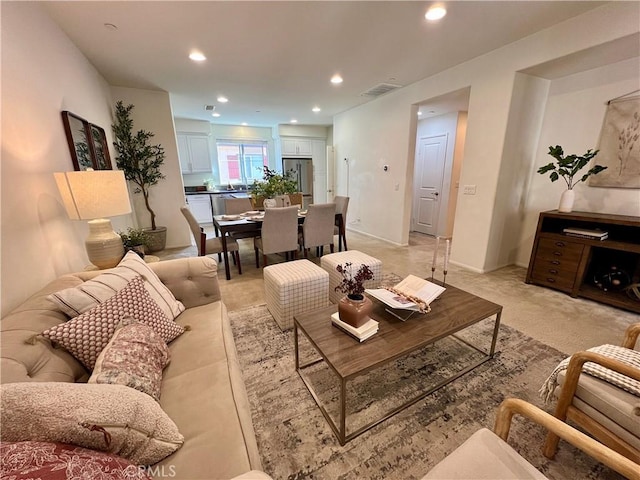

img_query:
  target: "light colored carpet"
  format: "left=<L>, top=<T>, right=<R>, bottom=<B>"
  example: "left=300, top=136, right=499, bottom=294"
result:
left=228, top=303, right=625, bottom=480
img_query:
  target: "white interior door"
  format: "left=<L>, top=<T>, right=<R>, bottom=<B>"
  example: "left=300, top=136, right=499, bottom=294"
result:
left=412, top=135, right=447, bottom=235
left=326, top=146, right=335, bottom=200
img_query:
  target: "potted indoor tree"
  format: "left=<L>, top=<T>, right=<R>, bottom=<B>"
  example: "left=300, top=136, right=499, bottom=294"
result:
left=537, top=145, right=607, bottom=213
left=112, top=101, right=167, bottom=252
left=251, top=166, right=299, bottom=208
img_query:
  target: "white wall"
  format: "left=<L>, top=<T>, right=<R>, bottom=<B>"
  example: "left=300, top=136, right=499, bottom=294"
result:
left=516, top=56, right=640, bottom=267
left=334, top=2, right=640, bottom=271
left=111, top=87, right=190, bottom=249
left=0, top=3, right=137, bottom=315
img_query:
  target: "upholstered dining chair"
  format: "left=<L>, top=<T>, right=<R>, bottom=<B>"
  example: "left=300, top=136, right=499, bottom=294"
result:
left=224, top=197, right=261, bottom=241
left=180, top=206, right=241, bottom=274
left=542, top=322, right=640, bottom=463
left=224, top=197, right=253, bottom=215
left=254, top=206, right=299, bottom=268
left=299, top=203, right=335, bottom=258
left=333, top=196, right=349, bottom=251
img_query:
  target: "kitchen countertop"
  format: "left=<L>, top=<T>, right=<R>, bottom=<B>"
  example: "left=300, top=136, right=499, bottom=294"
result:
left=184, top=190, right=251, bottom=195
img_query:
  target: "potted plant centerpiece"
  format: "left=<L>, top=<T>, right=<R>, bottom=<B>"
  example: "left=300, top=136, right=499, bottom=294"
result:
left=537, top=145, right=607, bottom=213
left=251, top=166, right=298, bottom=209
left=118, top=227, right=149, bottom=259
left=112, top=101, right=168, bottom=252
left=335, top=262, right=374, bottom=328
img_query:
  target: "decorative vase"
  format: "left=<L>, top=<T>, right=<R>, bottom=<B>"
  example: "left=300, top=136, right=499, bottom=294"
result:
left=338, top=294, right=373, bottom=328
left=263, top=198, right=277, bottom=208
left=558, top=189, right=575, bottom=213
left=144, top=226, right=167, bottom=253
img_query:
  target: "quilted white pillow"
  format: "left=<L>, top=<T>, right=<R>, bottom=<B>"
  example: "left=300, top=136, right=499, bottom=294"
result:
left=48, top=251, right=185, bottom=321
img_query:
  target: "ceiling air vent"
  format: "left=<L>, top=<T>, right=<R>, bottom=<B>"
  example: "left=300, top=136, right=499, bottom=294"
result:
left=360, top=83, right=402, bottom=97
left=204, top=105, right=215, bottom=111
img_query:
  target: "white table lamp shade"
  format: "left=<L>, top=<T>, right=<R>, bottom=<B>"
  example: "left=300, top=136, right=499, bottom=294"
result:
left=54, top=170, right=132, bottom=269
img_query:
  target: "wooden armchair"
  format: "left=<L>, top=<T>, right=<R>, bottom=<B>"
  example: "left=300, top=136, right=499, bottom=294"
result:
left=543, top=322, right=640, bottom=463
left=423, top=398, right=639, bottom=479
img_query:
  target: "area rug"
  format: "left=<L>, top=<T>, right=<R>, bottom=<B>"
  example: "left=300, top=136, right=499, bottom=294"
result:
left=229, top=300, right=624, bottom=480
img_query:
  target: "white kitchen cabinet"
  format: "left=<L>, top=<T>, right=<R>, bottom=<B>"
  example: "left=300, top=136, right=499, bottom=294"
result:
left=186, top=194, right=212, bottom=224
left=281, top=137, right=312, bottom=157
left=177, top=133, right=212, bottom=173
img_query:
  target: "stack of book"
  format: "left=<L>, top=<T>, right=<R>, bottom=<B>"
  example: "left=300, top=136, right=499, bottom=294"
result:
left=331, top=312, right=378, bottom=342
left=563, top=227, right=609, bottom=240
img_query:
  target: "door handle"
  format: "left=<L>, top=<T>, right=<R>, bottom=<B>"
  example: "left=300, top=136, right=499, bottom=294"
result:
left=433, top=192, right=439, bottom=196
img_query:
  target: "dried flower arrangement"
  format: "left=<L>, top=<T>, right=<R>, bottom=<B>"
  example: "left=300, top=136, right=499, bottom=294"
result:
left=335, top=262, right=374, bottom=299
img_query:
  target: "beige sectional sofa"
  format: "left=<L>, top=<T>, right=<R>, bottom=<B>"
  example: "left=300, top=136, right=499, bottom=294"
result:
left=1, top=256, right=270, bottom=480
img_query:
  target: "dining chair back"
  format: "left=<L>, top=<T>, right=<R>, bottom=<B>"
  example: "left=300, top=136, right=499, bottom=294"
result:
left=333, top=196, right=350, bottom=251
left=225, top=197, right=253, bottom=215
left=180, top=207, right=241, bottom=273
left=254, top=206, right=299, bottom=267
left=300, top=203, right=335, bottom=257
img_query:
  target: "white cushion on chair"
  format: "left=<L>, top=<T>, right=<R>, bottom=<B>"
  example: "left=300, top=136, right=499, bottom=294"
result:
left=422, top=428, right=547, bottom=479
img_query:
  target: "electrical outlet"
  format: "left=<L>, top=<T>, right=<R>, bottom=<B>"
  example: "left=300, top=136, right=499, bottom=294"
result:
left=463, top=185, right=477, bottom=195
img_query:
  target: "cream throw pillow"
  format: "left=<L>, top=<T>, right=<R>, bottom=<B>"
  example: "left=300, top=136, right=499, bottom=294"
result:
left=48, top=251, right=185, bottom=321
left=42, top=276, right=184, bottom=370
left=0, top=382, right=184, bottom=465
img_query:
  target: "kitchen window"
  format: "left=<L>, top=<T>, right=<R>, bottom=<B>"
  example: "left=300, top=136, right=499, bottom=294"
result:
left=216, top=141, right=268, bottom=185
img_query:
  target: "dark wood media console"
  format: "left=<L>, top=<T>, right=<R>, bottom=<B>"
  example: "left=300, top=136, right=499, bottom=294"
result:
left=525, top=210, right=640, bottom=313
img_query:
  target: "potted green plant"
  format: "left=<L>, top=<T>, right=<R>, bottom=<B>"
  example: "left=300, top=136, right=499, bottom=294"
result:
left=537, top=145, right=607, bottom=213
left=251, top=166, right=298, bottom=208
left=112, top=101, right=167, bottom=252
left=118, top=227, right=149, bottom=259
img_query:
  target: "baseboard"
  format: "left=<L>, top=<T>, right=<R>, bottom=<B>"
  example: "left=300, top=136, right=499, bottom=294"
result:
left=345, top=227, right=408, bottom=247
left=449, top=260, right=486, bottom=274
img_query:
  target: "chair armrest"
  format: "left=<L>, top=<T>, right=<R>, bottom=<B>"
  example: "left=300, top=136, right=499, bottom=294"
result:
left=622, top=323, right=640, bottom=349
left=199, top=227, right=207, bottom=256
left=495, top=398, right=640, bottom=480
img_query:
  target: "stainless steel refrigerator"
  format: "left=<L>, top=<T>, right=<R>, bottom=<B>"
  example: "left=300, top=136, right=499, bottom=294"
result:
left=283, top=158, right=313, bottom=208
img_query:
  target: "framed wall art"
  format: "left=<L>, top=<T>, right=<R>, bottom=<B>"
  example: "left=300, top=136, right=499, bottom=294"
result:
left=61, top=111, right=112, bottom=171
left=589, top=95, right=640, bottom=188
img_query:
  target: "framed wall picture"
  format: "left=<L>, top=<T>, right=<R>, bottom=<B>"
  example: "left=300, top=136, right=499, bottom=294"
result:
left=61, top=111, right=112, bottom=171
left=589, top=96, right=640, bottom=188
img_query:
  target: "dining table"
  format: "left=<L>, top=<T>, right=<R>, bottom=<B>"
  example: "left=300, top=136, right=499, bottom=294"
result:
left=213, top=211, right=345, bottom=280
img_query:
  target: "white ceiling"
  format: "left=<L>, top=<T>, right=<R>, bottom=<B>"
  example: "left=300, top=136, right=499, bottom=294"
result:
left=43, top=1, right=607, bottom=127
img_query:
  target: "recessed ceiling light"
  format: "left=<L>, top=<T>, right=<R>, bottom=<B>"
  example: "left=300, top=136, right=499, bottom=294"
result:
left=312, top=106, right=321, bottom=113
left=189, top=51, right=206, bottom=62
left=417, top=111, right=423, bottom=116
left=425, top=5, right=447, bottom=21
left=290, top=119, right=298, bottom=124
left=212, top=112, right=221, bottom=117
left=241, top=122, right=248, bottom=126
left=217, top=96, right=228, bottom=103
left=330, top=74, right=343, bottom=85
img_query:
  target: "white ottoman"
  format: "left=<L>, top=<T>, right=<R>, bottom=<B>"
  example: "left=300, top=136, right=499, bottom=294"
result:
left=321, top=250, right=383, bottom=304
left=263, top=259, right=330, bottom=331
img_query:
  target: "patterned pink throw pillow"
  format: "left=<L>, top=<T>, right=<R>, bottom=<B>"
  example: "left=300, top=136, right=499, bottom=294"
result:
left=0, top=441, right=151, bottom=479
left=89, top=321, right=170, bottom=401
left=42, top=276, right=184, bottom=370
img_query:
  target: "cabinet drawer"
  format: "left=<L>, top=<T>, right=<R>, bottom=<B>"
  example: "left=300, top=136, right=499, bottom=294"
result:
left=530, top=237, right=584, bottom=293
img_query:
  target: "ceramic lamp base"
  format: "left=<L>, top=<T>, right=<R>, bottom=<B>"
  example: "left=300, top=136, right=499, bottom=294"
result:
left=85, top=218, right=124, bottom=269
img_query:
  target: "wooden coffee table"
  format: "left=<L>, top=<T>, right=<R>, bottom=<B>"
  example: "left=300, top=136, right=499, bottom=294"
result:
left=294, top=283, right=502, bottom=445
